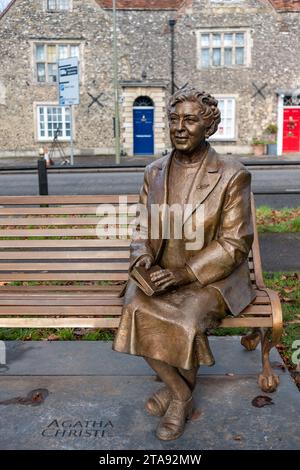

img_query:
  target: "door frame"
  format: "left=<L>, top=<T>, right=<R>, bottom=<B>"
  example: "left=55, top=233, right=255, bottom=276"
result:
left=133, top=106, right=155, bottom=156
left=277, top=93, right=300, bottom=155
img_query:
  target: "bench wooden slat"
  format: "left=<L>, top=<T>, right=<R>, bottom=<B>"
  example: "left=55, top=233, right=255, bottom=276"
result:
left=0, top=295, right=123, bottom=306
left=0, top=251, right=130, bottom=259
left=0, top=262, right=129, bottom=271
left=220, top=317, right=272, bottom=327
left=0, top=306, right=122, bottom=314
left=0, top=216, right=135, bottom=226
left=0, top=285, right=123, bottom=292
left=0, top=205, right=138, bottom=216
left=0, top=228, right=131, bottom=237
left=0, top=273, right=128, bottom=281
left=0, top=195, right=139, bottom=205
left=0, top=318, right=120, bottom=328
left=240, top=305, right=272, bottom=314
left=0, top=239, right=131, bottom=248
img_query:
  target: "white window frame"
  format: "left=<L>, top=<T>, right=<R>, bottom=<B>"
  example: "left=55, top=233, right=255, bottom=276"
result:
left=196, top=28, right=251, bottom=69
left=36, top=104, right=72, bottom=142
left=45, top=0, right=72, bottom=11
left=210, top=96, right=237, bottom=141
left=34, top=42, right=81, bottom=84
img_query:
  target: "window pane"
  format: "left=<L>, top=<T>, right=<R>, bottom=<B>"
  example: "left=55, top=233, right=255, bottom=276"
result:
left=65, top=108, right=71, bottom=121
left=47, top=45, right=57, bottom=62
left=224, top=34, right=233, bottom=47
left=212, top=34, right=221, bottom=47
left=227, top=99, right=233, bottom=111
left=235, top=47, right=244, bottom=65
left=59, top=45, right=69, bottom=59
left=212, top=48, right=221, bottom=66
left=37, top=63, right=46, bottom=82
left=224, top=48, right=232, bottom=66
left=70, top=45, right=79, bottom=58
left=235, top=33, right=245, bottom=46
left=201, top=48, right=210, bottom=68
left=218, top=100, right=225, bottom=115
left=48, top=63, right=58, bottom=82
left=201, top=34, right=210, bottom=47
left=36, top=45, right=45, bottom=61
left=47, top=0, right=56, bottom=9
left=58, top=0, right=70, bottom=9
left=213, top=98, right=235, bottom=140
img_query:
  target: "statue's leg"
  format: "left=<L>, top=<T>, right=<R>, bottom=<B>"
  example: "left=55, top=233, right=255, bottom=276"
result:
left=145, top=364, right=198, bottom=417
left=178, top=366, right=199, bottom=391
left=144, top=357, right=191, bottom=401
left=144, top=356, right=194, bottom=441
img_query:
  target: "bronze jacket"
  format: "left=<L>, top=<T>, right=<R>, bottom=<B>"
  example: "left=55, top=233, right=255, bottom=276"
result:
left=127, top=144, right=256, bottom=316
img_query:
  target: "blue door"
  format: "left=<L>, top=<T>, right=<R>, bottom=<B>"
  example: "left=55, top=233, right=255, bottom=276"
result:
left=133, top=108, right=154, bottom=155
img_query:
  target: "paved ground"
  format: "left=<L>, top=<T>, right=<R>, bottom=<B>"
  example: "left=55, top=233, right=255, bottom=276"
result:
left=0, top=338, right=299, bottom=450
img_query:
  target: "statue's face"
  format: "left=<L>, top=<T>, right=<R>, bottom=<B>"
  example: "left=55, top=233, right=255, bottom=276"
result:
left=169, top=100, right=207, bottom=154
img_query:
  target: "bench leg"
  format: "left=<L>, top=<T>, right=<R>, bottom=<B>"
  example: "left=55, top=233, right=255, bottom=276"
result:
left=257, top=327, right=280, bottom=393
left=241, top=328, right=261, bottom=351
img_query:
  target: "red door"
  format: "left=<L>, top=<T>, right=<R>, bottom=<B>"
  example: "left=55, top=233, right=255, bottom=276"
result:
left=283, top=108, right=300, bottom=153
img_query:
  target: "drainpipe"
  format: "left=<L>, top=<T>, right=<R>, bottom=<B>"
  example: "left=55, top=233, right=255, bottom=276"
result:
left=277, top=94, right=284, bottom=157
left=113, top=0, right=121, bottom=164
left=169, top=19, right=176, bottom=95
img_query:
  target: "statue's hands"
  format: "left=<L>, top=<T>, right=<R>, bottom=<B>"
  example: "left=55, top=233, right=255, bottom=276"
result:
left=150, top=267, right=194, bottom=291
left=134, top=254, right=153, bottom=271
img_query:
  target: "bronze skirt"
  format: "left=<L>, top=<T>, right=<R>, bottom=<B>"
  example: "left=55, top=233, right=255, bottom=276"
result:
left=113, top=280, right=228, bottom=370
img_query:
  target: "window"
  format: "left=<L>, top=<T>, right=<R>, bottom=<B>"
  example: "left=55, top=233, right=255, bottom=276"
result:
left=198, top=30, right=249, bottom=68
left=35, top=43, right=79, bottom=83
left=47, top=0, right=71, bottom=11
left=211, top=98, right=236, bottom=140
left=37, top=106, right=71, bottom=141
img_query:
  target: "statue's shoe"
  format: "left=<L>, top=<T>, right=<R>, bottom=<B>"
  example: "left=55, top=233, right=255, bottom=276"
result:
left=145, top=387, right=172, bottom=417
left=156, top=395, right=193, bottom=441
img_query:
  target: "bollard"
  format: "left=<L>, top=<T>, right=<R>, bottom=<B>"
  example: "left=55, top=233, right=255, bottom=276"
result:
left=38, top=158, right=49, bottom=196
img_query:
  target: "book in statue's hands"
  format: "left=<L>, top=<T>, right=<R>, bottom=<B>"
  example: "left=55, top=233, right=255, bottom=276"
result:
left=130, top=265, right=166, bottom=296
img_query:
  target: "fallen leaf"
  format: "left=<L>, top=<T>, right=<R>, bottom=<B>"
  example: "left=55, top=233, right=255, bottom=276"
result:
left=252, top=395, right=274, bottom=408
left=271, top=361, right=286, bottom=372
left=283, top=287, right=297, bottom=294
left=280, top=296, right=294, bottom=303
left=0, top=388, right=49, bottom=407
left=47, top=334, right=60, bottom=341
left=233, top=435, right=243, bottom=441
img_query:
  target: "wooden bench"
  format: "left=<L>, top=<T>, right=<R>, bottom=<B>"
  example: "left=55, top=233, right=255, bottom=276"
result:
left=0, top=194, right=282, bottom=392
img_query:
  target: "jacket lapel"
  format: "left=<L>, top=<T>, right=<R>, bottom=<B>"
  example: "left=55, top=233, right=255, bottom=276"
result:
left=183, top=146, right=222, bottom=225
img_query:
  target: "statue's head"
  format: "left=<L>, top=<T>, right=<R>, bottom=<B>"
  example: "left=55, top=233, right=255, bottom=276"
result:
left=167, top=87, right=221, bottom=154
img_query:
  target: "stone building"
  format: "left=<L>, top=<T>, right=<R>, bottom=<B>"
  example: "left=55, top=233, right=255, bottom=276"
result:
left=0, top=0, right=299, bottom=159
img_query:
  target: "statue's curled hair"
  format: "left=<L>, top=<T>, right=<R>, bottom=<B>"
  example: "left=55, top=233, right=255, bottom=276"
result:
left=167, top=87, right=221, bottom=138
